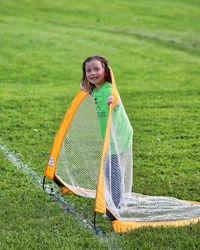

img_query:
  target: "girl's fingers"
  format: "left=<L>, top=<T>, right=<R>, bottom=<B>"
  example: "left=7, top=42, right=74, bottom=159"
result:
left=107, top=96, right=114, bottom=106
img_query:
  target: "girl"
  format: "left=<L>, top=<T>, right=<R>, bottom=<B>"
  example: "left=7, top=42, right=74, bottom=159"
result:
left=80, top=55, right=133, bottom=208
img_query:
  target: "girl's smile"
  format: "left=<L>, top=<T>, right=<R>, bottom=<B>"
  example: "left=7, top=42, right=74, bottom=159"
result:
left=85, top=59, right=105, bottom=90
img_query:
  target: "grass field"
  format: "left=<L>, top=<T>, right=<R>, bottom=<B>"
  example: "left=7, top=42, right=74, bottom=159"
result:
left=0, top=0, right=200, bottom=248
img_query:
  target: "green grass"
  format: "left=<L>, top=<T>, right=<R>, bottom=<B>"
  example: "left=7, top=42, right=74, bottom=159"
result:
left=0, top=0, right=200, bottom=248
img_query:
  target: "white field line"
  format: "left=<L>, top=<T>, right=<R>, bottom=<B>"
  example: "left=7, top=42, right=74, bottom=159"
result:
left=0, top=143, right=65, bottom=198
left=0, top=143, right=43, bottom=187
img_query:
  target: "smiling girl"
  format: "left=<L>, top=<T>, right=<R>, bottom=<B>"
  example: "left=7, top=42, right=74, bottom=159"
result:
left=80, top=55, right=133, bottom=208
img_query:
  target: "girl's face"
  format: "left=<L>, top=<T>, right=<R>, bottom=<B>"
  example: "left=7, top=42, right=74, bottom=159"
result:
left=85, top=59, right=105, bottom=90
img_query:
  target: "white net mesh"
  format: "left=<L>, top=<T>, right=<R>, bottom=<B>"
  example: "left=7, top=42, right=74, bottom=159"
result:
left=104, top=98, right=200, bottom=222
left=55, top=91, right=200, bottom=224
left=107, top=192, right=200, bottom=222
left=56, top=95, right=103, bottom=198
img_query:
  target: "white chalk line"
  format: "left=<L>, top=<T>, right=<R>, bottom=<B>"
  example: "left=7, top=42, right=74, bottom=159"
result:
left=0, top=143, right=44, bottom=187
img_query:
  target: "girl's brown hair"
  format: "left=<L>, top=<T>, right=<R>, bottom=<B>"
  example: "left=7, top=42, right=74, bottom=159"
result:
left=81, top=55, right=111, bottom=94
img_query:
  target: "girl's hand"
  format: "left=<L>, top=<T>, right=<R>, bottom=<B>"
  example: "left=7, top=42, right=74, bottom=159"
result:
left=107, top=96, right=114, bottom=106
left=80, top=82, right=88, bottom=92
left=80, top=82, right=92, bottom=94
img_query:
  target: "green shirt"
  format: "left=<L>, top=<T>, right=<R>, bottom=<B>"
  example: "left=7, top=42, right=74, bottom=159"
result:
left=93, top=82, right=133, bottom=154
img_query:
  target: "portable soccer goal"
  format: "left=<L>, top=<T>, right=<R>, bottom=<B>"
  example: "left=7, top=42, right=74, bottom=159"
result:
left=44, top=68, right=200, bottom=233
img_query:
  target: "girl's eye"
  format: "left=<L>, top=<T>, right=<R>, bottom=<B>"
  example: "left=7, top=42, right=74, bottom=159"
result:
left=86, top=69, right=91, bottom=73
